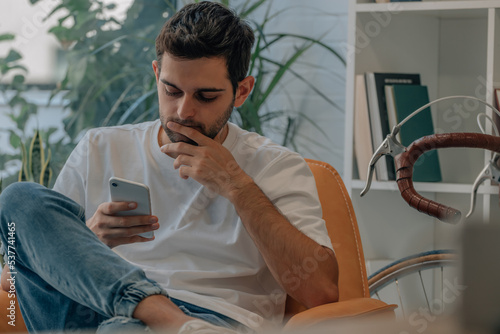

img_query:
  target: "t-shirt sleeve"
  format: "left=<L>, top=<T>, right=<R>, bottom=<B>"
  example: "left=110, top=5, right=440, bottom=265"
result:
left=253, top=152, right=334, bottom=251
left=52, top=133, right=89, bottom=208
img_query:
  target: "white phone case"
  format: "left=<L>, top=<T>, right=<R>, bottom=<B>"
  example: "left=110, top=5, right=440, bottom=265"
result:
left=109, top=177, right=153, bottom=238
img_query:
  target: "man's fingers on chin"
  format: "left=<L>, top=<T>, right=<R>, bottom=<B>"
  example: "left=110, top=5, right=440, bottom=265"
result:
left=167, top=122, right=206, bottom=144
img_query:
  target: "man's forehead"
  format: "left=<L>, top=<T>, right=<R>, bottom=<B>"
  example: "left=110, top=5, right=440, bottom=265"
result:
left=158, top=55, right=231, bottom=90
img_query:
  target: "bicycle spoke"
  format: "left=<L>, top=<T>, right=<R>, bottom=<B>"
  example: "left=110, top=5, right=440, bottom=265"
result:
left=419, top=270, right=431, bottom=314
left=367, top=251, right=457, bottom=320
left=395, top=278, right=405, bottom=318
left=441, top=266, right=444, bottom=312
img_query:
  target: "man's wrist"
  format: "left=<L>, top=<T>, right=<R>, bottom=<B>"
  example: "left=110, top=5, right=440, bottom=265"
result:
left=226, top=174, right=255, bottom=204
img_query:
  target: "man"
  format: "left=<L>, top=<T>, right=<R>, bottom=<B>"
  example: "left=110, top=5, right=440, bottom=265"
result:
left=0, top=2, right=338, bottom=333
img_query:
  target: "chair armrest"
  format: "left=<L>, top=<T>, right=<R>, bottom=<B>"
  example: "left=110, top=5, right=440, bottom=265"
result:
left=284, top=297, right=397, bottom=330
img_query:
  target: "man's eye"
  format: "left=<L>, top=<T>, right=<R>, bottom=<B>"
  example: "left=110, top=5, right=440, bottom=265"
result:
left=165, top=89, right=181, bottom=97
left=198, top=94, right=217, bottom=103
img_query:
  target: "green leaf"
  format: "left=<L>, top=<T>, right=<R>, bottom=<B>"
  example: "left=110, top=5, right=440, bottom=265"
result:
left=239, top=0, right=267, bottom=18
left=15, top=104, right=37, bottom=130
left=48, top=26, right=73, bottom=42
left=46, top=4, right=66, bottom=21
left=262, top=56, right=342, bottom=110
left=8, top=95, right=27, bottom=108
left=0, top=34, right=15, bottom=42
left=117, top=89, right=156, bottom=124
left=4, top=49, right=22, bottom=63
left=268, top=33, right=346, bottom=66
left=10, top=75, right=26, bottom=91
left=8, top=131, right=21, bottom=149
left=1, top=64, right=27, bottom=75
left=90, top=35, right=129, bottom=55
left=29, top=130, right=45, bottom=184
left=66, top=54, right=88, bottom=88
left=102, top=81, right=138, bottom=126
left=256, top=42, right=314, bottom=111
left=40, top=148, right=52, bottom=186
left=44, top=127, right=59, bottom=140
left=18, top=143, right=28, bottom=182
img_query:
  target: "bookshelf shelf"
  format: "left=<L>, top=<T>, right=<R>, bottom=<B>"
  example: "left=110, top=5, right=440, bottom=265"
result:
left=345, top=0, right=500, bottom=261
left=356, top=1, right=500, bottom=13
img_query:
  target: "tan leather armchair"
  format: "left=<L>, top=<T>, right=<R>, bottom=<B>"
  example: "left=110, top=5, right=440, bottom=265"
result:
left=282, top=159, right=396, bottom=329
left=0, top=159, right=395, bottom=332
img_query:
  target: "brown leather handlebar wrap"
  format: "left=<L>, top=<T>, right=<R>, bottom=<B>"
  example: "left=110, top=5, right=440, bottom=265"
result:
left=395, top=132, right=500, bottom=223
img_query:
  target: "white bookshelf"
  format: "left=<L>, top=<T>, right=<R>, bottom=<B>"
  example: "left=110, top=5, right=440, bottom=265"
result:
left=344, top=0, right=500, bottom=261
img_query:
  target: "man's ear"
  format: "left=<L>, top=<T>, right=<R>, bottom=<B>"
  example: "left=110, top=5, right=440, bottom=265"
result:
left=234, top=76, right=255, bottom=108
left=152, top=60, right=159, bottom=82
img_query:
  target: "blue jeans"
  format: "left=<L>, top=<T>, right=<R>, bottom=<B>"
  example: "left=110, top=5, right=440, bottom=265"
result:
left=0, top=182, right=245, bottom=333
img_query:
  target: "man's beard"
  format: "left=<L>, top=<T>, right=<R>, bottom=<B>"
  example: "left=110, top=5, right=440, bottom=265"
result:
left=160, top=101, right=234, bottom=146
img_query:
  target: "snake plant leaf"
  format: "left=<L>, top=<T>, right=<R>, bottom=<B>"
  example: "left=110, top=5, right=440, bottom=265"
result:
left=40, top=148, right=52, bottom=187
left=29, top=130, right=45, bottom=184
left=18, top=143, right=28, bottom=182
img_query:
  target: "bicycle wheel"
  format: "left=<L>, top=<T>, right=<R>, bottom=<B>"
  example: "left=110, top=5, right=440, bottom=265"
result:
left=368, top=250, right=459, bottom=319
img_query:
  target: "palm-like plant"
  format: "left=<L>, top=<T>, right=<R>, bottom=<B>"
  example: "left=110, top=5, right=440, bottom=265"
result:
left=46, top=0, right=344, bottom=145
left=0, top=0, right=345, bottom=189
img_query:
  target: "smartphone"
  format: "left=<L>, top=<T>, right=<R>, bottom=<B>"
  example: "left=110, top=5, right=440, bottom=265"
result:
left=109, top=177, right=154, bottom=238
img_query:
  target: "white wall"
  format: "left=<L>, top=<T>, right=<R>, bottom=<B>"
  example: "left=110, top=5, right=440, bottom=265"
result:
left=244, top=0, right=348, bottom=171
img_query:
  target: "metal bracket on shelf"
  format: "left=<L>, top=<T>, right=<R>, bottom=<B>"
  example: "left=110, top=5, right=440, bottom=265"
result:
left=467, top=154, right=500, bottom=218
left=360, top=131, right=406, bottom=197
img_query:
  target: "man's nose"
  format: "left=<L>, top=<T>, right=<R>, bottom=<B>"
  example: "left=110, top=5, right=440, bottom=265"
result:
left=177, top=96, right=196, bottom=119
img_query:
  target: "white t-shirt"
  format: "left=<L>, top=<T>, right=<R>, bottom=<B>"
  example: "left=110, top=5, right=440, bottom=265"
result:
left=53, top=120, right=332, bottom=331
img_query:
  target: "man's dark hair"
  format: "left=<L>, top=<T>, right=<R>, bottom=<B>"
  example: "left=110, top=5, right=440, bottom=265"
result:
left=155, top=1, right=255, bottom=94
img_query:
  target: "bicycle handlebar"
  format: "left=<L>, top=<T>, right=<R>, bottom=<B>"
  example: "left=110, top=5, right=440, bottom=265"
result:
left=395, top=132, right=500, bottom=223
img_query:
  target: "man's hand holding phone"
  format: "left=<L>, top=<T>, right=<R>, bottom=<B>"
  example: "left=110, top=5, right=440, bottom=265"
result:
left=86, top=178, right=158, bottom=248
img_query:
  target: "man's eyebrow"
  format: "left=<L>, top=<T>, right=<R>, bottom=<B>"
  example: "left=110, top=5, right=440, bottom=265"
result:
left=160, top=79, right=226, bottom=93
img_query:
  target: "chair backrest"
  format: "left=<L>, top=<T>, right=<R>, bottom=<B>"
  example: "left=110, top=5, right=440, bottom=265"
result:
left=285, top=159, right=369, bottom=315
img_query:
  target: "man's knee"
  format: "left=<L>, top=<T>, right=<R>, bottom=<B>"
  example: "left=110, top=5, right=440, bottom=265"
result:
left=0, top=182, right=50, bottom=234
left=0, top=182, right=45, bottom=213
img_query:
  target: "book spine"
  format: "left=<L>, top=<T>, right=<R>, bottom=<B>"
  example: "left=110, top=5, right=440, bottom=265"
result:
left=365, top=73, right=389, bottom=180
left=354, top=74, right=376, bottom=181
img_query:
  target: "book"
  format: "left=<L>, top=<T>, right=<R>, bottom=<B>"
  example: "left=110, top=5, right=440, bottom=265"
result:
left=354, top=74, right=376, bottom=181
left=494, top=89, right=500, bottom=171
left=365, top=72, right=421, bottom=180
left=493, top=88, right=500, bottom=136
left=390, top=84, right=442, bottom=182
left=385, top=85, right=400, bottom=143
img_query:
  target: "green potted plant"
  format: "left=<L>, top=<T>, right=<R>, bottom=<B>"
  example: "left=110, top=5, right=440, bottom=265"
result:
left=1, top=0, right=345, bottom=188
